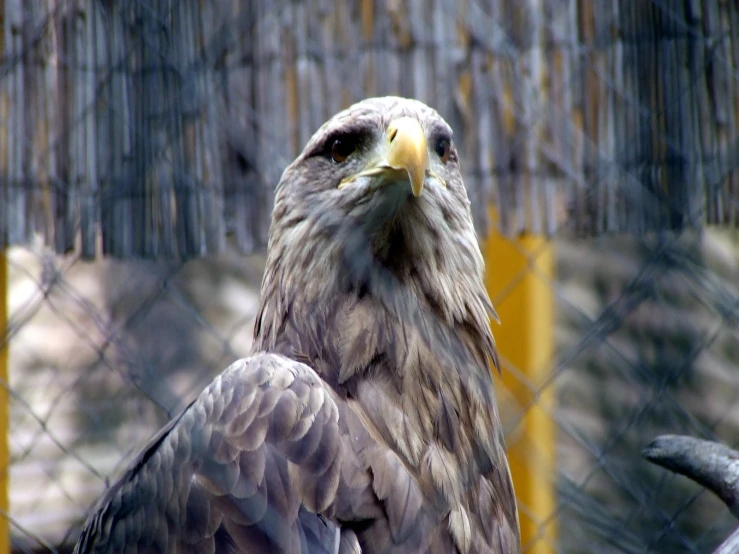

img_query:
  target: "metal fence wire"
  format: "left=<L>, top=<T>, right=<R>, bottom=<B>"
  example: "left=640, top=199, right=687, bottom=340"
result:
left=1, top=0, right=739, bottom=553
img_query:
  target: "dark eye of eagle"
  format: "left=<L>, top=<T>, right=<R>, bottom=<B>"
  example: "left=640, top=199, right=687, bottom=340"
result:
left=330, top=138, right=355, bottom=163
left=435, top=136, right=452, bottom=164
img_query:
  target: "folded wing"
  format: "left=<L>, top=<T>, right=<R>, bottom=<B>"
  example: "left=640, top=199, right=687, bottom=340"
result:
left=75, top=353, right=359, bottom=554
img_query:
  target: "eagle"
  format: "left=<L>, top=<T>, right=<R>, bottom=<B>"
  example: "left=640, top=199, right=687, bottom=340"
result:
left=74, top=97, right=520, bottom=554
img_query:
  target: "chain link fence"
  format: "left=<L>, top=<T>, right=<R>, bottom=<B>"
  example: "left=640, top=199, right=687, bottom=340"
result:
left=2, top=0, right=739, bottom=552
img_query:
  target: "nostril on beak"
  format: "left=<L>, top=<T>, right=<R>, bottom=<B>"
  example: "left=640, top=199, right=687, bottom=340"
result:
left=388, top=128, right=398, bottom=143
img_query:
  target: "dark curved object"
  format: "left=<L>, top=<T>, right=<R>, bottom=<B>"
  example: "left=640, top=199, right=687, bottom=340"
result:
left=643, top=435, right=739, bottom=554
left=643, top=434, right=739, bottom=519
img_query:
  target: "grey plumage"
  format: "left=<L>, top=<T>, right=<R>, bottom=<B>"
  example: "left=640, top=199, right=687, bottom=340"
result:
left=74, top=97, right=520, bottom=553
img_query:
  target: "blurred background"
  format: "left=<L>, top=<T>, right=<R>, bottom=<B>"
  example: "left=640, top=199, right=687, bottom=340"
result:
left=1, top=0, right=739, bottom=552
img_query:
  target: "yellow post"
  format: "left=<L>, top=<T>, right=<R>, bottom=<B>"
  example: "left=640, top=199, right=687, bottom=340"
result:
left=483, top=215, right=557, bottom=554
left=0, top=250, right=9, bottom=553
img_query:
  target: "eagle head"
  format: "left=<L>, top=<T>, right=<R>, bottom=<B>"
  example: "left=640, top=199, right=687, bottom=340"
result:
left=257, top=97, right=496, bottom=349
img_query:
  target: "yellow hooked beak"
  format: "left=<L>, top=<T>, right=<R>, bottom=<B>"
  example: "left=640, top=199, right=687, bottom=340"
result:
left=338, top=116, right=429, bottom=197
left=385, top=117, right=428, bottom=197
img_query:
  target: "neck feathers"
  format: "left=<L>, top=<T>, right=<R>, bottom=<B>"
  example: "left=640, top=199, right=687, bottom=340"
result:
left=253, top=200, right=501, bottom=459
left=254, top=198, right=498, bottom=385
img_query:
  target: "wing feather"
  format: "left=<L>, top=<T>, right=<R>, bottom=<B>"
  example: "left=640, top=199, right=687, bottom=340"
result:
left=75, top=353, right=350, bottom=554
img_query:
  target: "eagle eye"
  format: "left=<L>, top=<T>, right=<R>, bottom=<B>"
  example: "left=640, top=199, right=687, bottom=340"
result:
left=435, top=137, right=452, bottom=164
left=330, top=137, right=356, bottom=163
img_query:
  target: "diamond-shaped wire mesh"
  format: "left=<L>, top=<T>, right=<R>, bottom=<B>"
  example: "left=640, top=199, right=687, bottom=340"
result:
left=1, top=1, right=738, bottom=553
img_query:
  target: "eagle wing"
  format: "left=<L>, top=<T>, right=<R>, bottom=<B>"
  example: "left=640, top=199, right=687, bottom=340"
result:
left=74, top=354, right=355, bottom=553
left=74, top=353, right=446, bottom=554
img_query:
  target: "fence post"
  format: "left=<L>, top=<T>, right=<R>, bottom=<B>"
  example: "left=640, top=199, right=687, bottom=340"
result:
left=0, top=250, right=9, bottom=552
left=483, top=214, right=557, bottom=554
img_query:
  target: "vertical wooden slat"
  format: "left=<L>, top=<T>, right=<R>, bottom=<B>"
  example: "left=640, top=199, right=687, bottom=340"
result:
left=254, top=1, right=268, bottom=243
left=487, top=0, right=513, bottom=235
left=469, top=42, right=490, bottom=230
left=359, top=0, right=376, bottom=98
left=68, top=0, right=84, bottom=253
left=7, top=0, right=23, bottom=246
left=175, top=0, right=199, bottom=257
left=151, top=0, right=167, bottom=257
left=703, top=0, right=720, bottom=225
left=53, top=2, right=68, bottom=253
left=580, top=0, right=598, bottom=234
left=257, top=4, right=285, bottom=243
left=620, top=2, right=637, bottom=234
left=524, top=0, right=545, bottom=235
left=193, top=1, right=209, bottom=256
left=107, top=1, right=134, bottom=257
left=293, top=1, right=312, bottom=151
left=607, top=0, right=621, bottom=232
left=0, top=0, right=9, bottom=249
left=546, top=0, right=578, bottom=235
left=81, top=0, right=98, bottom=257
left=21, top=1, right=36, bottom=243
left=685, top=0, right=707, bottom=227
left=706, top=0, right=732, bottom=225
left=380, top=2, right=401, bottom=98
left=473, top=45, right=494, bottom=233
left=285, top=5, right=300, bottom=158
left=130, top=1, right=144, bottom=256
left=430, top=0, right=453, bottom=123
left=409, top=0, right=427, bottom=104
left=205, top=5, right=225, bottom=255
left=252, top=0, right=268, bottom=247
left=39, top=0, right=58, bottom=247
left=591, top=0, right=605, bottom=234
left=321, top=2, right=342, bottom=115
left=227, top=1, right=259, bottom=253
left=154, top=1, right=174, bottom=258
